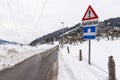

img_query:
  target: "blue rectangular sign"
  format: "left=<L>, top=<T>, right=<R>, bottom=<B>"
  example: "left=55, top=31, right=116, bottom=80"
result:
left=83, top=35, right=96, bottom=39
left=83, top=26, right=96, bottom=39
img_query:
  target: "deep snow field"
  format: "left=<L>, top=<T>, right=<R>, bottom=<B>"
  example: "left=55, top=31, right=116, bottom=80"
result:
left=58, top=39, right=120, bottom=80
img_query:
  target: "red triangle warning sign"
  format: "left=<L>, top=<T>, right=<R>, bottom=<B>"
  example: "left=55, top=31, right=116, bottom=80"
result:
left=82, top=5, right=98, bottom=21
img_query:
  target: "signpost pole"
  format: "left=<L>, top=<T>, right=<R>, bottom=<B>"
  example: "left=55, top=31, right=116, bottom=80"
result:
left=82, top=5, right=99, bottom=65
left=88, top=39, right=91, bottom=65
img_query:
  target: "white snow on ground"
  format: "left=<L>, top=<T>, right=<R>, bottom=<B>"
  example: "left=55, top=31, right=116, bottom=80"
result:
left=58, top=39, right=120, bottom=80
left=0, top=39, right=120, bottom=80
left=0, top=43, right=58, bottom=71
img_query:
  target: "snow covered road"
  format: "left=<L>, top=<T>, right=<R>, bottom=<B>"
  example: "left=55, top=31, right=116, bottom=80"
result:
left=58, top=50, right=107, bottom=80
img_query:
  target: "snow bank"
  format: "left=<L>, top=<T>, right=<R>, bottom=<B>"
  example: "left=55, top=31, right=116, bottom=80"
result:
left=0, top=43, right=58, bottom=71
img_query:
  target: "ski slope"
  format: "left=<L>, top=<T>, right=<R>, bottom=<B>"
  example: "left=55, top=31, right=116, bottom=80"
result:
left=58, top=39, right=120, bottom=80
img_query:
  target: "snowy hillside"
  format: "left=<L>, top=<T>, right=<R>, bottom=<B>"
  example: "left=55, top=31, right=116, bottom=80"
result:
left=0, top=39, right=20, bottom=45
left=58, top=39, right=120, bottom=80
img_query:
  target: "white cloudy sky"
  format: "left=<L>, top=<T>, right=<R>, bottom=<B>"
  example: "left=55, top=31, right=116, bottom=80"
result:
left=0, top=0, right=120, bottom=43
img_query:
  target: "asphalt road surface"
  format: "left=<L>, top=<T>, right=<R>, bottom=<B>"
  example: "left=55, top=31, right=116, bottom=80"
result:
left=0, top=46, right=58, bottom=80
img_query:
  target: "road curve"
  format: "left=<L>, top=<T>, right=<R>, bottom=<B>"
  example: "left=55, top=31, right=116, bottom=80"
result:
left=0, top=46, right=59, bottom=80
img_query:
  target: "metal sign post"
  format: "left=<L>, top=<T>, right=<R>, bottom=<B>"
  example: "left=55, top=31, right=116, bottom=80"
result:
left=88, top=39, right=91, bottom=65
left=82, top=5, right=99, bottom=65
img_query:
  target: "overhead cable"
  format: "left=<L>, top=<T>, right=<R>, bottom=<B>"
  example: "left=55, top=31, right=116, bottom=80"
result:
left=6, top=0, right=22, bottom=42
left=32, top=0, right=48, bottom=37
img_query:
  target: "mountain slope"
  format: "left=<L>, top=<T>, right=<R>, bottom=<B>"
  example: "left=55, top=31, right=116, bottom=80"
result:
left=0, top=25, right=21, bottom=44
left=0, top=39, right=20, bottom=45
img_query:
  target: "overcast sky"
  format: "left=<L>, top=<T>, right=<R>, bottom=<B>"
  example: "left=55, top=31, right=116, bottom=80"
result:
left=0, top=0, right=120, bottom=43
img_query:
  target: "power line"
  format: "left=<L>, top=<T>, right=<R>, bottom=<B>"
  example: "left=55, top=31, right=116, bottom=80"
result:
left=6, top=0, right=48, bottom=42
left=6, top=0, right=22, bottom=42
left=32, top=0, right=48, bottom=38
left=35, top=0, right=48, bottom=27
left=6, top=0, right=17, bottom=28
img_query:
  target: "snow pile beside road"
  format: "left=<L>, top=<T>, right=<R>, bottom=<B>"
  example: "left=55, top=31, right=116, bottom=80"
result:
left=0, top=43, right=57, bottom=71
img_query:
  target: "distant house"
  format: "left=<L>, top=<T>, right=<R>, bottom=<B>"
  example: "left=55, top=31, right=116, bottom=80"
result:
left=113, top=27, right=120, bottom=30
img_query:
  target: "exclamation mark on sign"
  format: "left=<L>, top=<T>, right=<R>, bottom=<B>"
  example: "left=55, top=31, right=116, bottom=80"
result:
left=89, top=10, right=91, bottom=18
